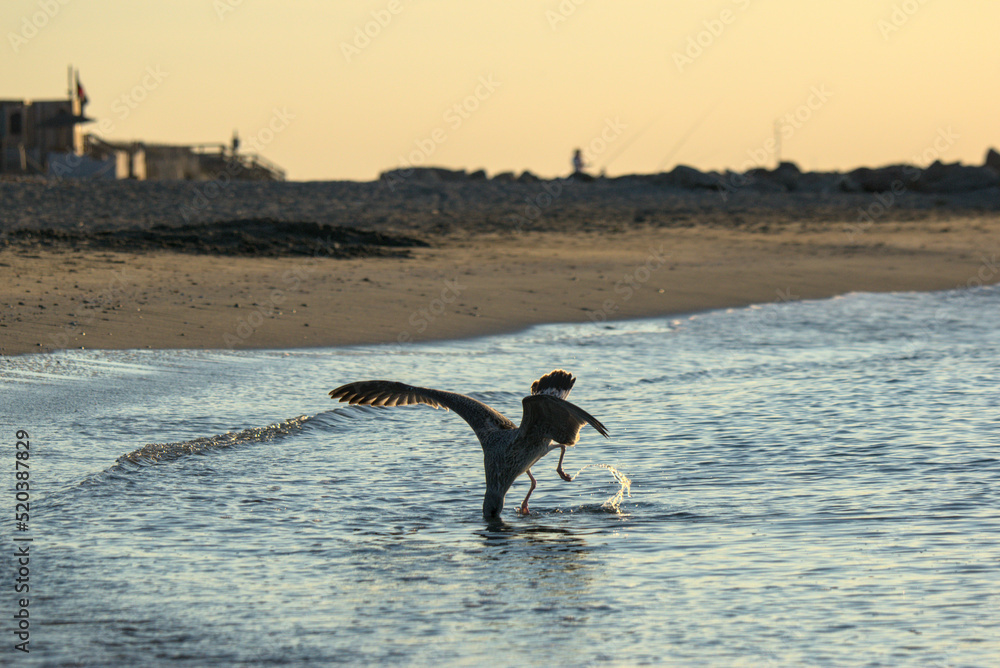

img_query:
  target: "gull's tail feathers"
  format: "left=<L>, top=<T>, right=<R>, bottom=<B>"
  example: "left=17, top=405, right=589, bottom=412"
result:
left=530, top=369, right=576, bottom=400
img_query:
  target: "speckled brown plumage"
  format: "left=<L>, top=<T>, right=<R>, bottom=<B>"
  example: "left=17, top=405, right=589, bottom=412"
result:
left=329, top=369, right=609, bottom=518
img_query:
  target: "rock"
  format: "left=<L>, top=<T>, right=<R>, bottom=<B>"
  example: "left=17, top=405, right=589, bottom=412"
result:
left=378, top=167, right=467, bottom=183
left=984, top=147, right=1000, bottom=173
left=837, top=174, right=862, bottom=193
left=665, top=164, right=720, bottom=190
left=914, top=161, right=1000, bottom=193
left=742, top=168, right=786, bottom=192
left=492, top=171, right=516, bottom=182
left=517, top=170, right=540, bottom=183
left=467, top=169, right=487, bottom=180
left=847, top=165, right=915, bottom=192
left=637, top=172, right=672, bottom=187
left=796, top=171, right=844, bottom=194
left=741, top=162, right=802, bottom=192
left=771, top=161, right=801, bottom=191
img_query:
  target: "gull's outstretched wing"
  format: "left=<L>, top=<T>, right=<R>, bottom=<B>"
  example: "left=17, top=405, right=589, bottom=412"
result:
left=329, top=380, right=516, bottom=438
left=518, top=394, right=610, bottom=446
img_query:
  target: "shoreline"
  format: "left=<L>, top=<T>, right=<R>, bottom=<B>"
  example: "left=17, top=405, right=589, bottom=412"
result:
left=3, top=217, right=998, bottom=357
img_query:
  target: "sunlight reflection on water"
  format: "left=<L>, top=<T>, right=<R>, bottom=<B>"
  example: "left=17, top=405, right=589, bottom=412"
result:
left=4, top=286, right=999, bottom=666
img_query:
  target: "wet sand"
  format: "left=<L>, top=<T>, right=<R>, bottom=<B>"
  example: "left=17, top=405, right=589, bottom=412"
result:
left=2, top=211, right=997, bottom=356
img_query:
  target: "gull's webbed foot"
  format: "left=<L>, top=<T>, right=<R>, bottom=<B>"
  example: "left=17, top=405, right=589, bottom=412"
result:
left=556, top=445, right=574, bottom=482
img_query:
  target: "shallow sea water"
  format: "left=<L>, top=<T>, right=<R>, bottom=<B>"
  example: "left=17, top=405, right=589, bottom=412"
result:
left=2, top=287, right=999, bottom=666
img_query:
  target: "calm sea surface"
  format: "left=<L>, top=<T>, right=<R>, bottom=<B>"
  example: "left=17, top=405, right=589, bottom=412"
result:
left=2, top=287, right=998, bottom=666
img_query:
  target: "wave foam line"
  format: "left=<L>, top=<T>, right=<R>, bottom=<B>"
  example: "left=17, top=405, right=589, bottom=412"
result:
left=115, top=415, right=311, bottom=466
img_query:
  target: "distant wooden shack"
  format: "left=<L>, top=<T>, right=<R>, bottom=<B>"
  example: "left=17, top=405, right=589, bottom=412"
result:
left=0, top=97, right=81, bottom=174
left=85, top=137, right=285, bottom=181
left=1, top=81, right=284, bottom=181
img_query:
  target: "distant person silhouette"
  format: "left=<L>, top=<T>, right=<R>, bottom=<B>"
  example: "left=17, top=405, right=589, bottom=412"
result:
left=572, top=148, right=586, bottom=175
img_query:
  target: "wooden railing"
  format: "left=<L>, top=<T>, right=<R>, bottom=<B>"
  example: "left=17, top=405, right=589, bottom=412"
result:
left=83, top=136, right=286, bottom=181
left=189, top=143, right=286, bottom=181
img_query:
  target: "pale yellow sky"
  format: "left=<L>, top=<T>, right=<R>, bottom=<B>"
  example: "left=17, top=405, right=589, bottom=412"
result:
left=5, top=1, right=998, bottom=181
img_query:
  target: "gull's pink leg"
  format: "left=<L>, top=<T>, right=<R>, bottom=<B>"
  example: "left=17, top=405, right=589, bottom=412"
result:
left=556, top=445, right=573, bottom=482
left=519, top=469, right=537, bottom=515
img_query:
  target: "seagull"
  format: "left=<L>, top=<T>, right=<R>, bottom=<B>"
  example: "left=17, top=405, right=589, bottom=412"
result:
left=329, top=369, right=609, bottom=518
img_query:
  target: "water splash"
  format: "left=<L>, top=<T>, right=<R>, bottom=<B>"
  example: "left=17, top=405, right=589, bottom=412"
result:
left=569, top=463, right=632, bottom=512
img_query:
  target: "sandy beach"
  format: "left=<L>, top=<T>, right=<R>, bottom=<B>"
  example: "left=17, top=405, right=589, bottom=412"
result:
left=2, top=178, right=998, bottom=356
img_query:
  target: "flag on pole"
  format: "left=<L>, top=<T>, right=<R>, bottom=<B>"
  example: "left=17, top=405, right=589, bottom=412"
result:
left=75, top=71, right=88, bottom=107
